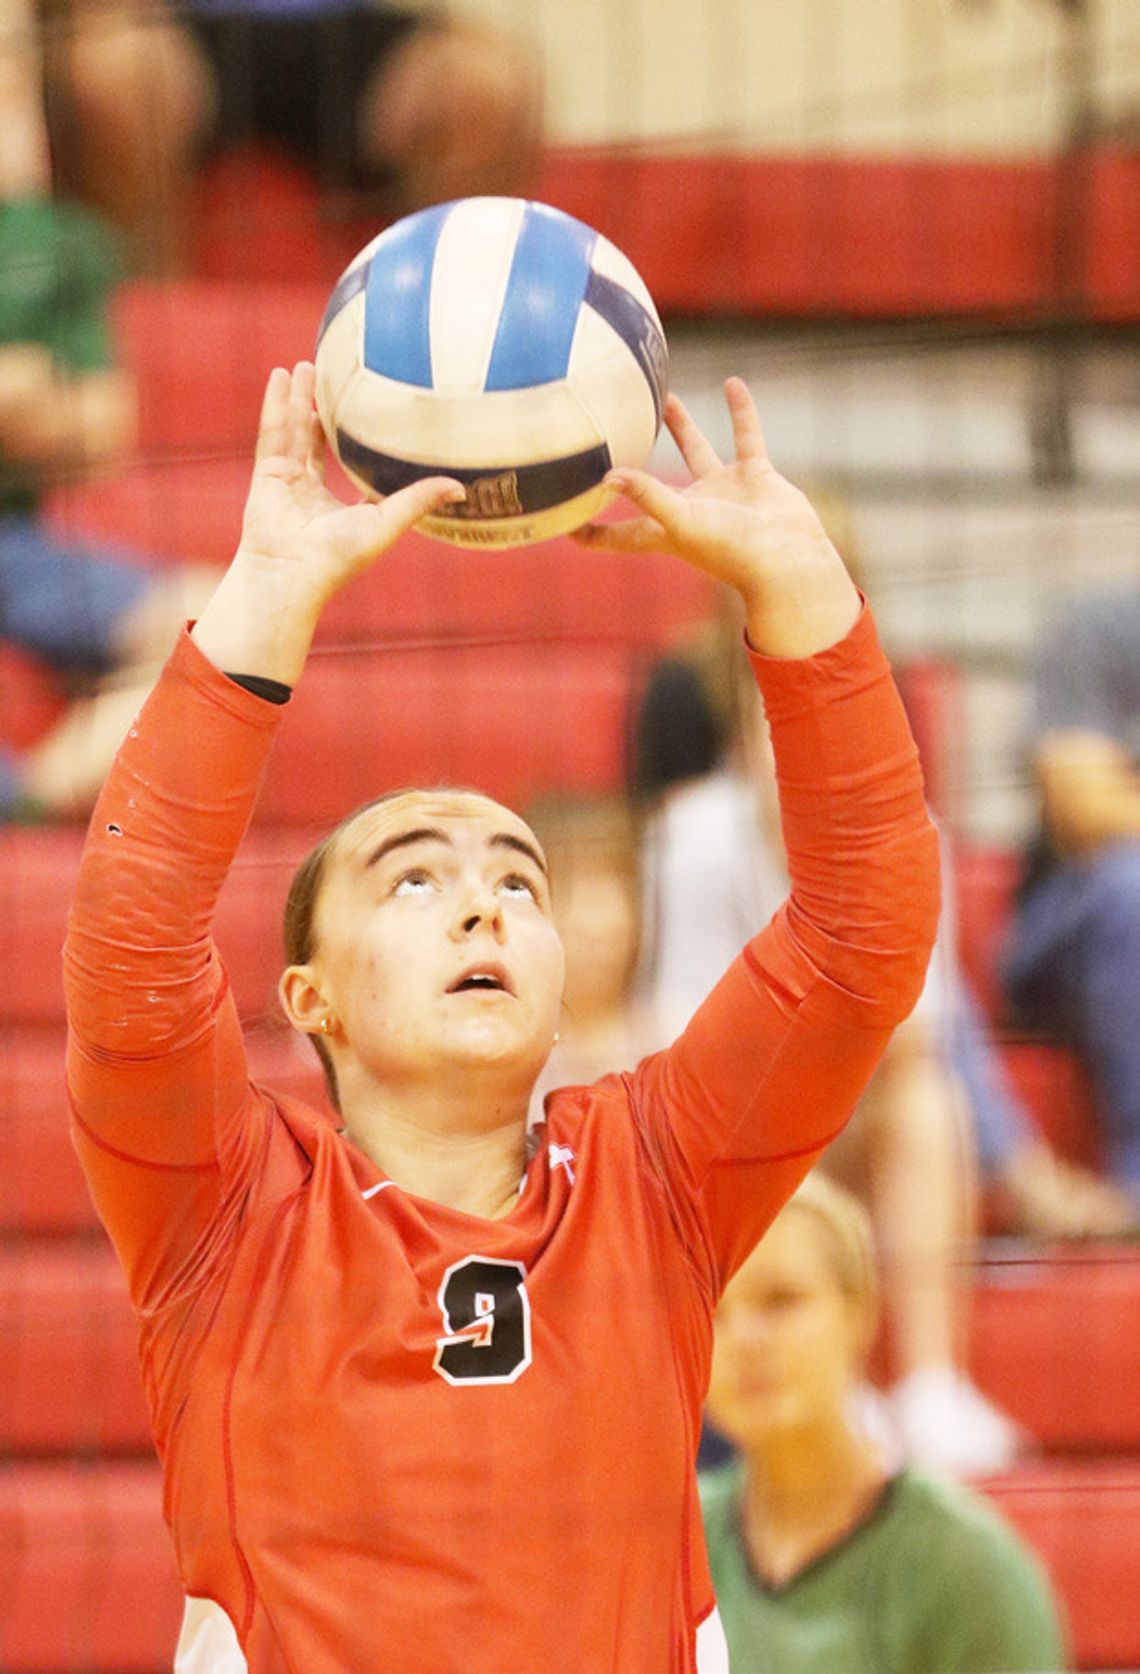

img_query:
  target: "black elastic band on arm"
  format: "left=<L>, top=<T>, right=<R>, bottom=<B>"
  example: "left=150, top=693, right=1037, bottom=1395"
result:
left=225, top=672, right=293, bottom=705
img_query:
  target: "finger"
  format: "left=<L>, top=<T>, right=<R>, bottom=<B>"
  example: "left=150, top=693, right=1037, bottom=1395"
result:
left=286, top=362, right=318, bottom=464
left=382, top=474, right=467, bottom=536
left=254, top=367, right=292, bottom=463
left=664, top=392, right=722, bottom=478
left=307, top=410, right=327, bottom=478
left=605, top=467, right=692, bottom=538
left=571, top=514, right=669, bottom=556
left=724, top=376, right=769, bottom=464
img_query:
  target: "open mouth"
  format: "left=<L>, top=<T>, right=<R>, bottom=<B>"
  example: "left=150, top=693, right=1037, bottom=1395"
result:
left=447, top=966, right=513, bottom=997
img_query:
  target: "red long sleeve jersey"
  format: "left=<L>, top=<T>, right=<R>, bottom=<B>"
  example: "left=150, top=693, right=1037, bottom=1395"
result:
left=64, top=606, right=938, bottom=1673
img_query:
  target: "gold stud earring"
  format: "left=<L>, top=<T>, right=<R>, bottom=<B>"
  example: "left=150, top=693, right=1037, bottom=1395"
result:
left=320, top=1014, right=336, bottom=1036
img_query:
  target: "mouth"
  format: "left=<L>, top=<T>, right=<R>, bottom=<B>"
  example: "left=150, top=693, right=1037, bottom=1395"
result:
left=446, top=964, right=515, bottom=998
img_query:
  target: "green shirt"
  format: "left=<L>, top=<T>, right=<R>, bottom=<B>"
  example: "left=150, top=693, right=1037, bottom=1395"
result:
left=0, top=196, right=123, bottom=511
left=699, top=1463, right=1068, bottom=1673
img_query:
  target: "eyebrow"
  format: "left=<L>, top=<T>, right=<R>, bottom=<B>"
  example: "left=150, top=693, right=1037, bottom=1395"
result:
left=365, top=826, right=548, bottom=877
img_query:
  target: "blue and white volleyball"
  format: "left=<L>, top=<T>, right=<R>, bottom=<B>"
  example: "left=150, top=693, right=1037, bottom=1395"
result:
left=314, top=197, right=669, bottom=548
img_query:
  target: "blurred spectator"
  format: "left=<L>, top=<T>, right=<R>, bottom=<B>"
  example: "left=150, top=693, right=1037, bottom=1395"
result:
left=0, top=100, right=215, bottom=814
left=632, top=588, right=1044, bottom=1475
left=526, top=794, right=653, bottom=1108
left=41, top=0, right=543, bottom=271
left=1003, top=591, right=1140, bottom=1206
left=700, top=1172, right=1069, bottom=1673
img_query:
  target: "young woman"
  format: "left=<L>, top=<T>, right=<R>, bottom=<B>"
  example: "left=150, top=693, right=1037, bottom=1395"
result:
left=64, top=362, right=939, bottom=1672
left=701, top=1172, right=1068, bottom=1672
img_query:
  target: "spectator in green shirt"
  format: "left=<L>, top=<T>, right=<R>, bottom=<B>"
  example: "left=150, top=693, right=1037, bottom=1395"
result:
left=699, top=1172, right=1068, bottom=1673
left=0, top=193, right=215, bottom=819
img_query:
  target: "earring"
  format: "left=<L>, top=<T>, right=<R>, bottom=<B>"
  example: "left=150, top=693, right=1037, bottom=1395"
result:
left=320, top=1014, right=336, bottom=1036
left=553, top=1030, right=561, bottom=1044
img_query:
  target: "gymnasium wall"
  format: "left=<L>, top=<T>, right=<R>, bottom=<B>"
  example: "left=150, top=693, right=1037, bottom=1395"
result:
left=462, top=0, right=1137, bottom=155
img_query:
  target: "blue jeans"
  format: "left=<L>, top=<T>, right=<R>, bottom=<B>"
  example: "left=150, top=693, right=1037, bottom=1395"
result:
left=1004, top=843, right=1140, bottom=1187
left=0, top=515, right=150, bottom=674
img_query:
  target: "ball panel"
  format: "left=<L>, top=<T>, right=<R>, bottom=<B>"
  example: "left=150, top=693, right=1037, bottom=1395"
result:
left=589, top=235, right=664, bottom=329
left=315, top=229, right=383, bottom=352
left=483, top=202, right=597, bottom=394
left=335, top=368, right=601, bottom=471
left=335, top=430, right=610, bottom=526
left=314, top=290, right=366, bottom=438
left=361, top=202, right=450, bottom=389
left=429, top=198, right=525, bottom=395
left=567, top=306, right=659, bottom=472
left=417, top=481, right=611, bottom=549
left=582, top=268, right=668, bottom=432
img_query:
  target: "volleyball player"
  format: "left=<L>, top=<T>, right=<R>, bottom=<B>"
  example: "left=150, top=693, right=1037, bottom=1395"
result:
left=64, top=362, right=939, bottom=1671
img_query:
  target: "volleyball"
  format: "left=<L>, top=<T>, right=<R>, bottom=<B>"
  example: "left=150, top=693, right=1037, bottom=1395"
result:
left=313, top=197, right=669, bottom=548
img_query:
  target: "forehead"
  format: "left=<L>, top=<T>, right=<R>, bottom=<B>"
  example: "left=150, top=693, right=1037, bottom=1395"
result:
left=333, top=790, right=544, bottom=868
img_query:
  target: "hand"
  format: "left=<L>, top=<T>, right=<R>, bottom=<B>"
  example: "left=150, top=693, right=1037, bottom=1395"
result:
left=998, top=1141, right=1138, bottom=1239
left=575, top=378, right=860, bottom=658
left=236, top=361, right=464, bottom=605
left=193, top=363, right=464, bottom=683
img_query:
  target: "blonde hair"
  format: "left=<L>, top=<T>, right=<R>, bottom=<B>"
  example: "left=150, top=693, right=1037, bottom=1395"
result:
left=780, top=1171, right=878, bottom=1307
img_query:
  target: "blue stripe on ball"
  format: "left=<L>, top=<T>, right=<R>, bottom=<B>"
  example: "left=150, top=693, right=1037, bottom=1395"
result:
left=584, top=270, right=669, bottom=431
left=336, top=429, right=611, bottom=517
left=362, top=202, right=451, bottom=389
left=484, top=204, right=596, bottom=393
left=315, top=256, right=371, bottom=353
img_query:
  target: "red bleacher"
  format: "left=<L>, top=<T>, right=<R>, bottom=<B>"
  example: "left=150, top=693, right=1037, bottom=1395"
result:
left=5, top=152, right=1140, bottom=1671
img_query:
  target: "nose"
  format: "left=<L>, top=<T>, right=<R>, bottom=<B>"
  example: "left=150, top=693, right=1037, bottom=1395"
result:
left=449, top=875, right=505, bottom=941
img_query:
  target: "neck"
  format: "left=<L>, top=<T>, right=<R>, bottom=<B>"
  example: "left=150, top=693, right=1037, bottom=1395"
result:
left=339, top=1071, right=531, bottom=1220
left=740, top=1414, right=887, bottom=1586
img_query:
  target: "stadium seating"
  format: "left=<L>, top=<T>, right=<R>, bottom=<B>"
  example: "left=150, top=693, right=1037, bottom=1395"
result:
left=0, top=1461, right=181, bottom=1672
left=984, top=1460, right=1140, bottom=1670
left=188, top=143, right=1140, bottom=323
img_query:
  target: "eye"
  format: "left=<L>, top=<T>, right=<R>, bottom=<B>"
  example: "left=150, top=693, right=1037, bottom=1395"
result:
left=498, top=872, right=539, bottom=901
left=391, top=867, right=436, bottom=897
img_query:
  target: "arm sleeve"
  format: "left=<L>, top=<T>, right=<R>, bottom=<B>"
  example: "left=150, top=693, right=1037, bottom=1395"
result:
left=631, top=604, right=941, bottom=1291
left=63, top=628, right=296, bottom=1312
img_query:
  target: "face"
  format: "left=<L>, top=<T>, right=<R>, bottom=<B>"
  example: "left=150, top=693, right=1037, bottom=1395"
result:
left=706, top=1207, right=869, bottom=1454
left=288, top=791, right=565, bottom=1107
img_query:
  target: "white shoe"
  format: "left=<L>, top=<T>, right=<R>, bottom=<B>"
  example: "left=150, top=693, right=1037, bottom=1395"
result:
left=890, top=1366, right=1025, bottom=1478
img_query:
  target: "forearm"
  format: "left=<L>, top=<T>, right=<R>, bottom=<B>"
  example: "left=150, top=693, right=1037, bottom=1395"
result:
left=64, top=630, right=285, bottom=1059
left=740, top=520, right=862, bottom=660
left=0, top=0, right=50, bottom=195
left=754, top=604, right=940, bottom=1027
left=191, top=550, right=327, bottom=685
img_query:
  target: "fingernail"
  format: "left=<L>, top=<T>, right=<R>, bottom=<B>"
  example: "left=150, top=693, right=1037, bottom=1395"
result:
left=604, top=472, right=627, bottom=490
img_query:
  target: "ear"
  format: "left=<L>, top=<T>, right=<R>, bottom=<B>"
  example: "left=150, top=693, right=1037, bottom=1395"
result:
left=279, top=964, right=331, bottom=1035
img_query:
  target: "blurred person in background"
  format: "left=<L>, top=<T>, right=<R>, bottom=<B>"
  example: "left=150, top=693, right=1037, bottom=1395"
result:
left=527, top=793, right=654, bottom=1108
left=700, top=1171, right=1069, bottom=1674
left=632, top=547, right=1129, bottom=1478
left=39, top=0, right=543, bottom=271
left=1, top=0, right=216, bottom=817
left=1004, top=590, right=1140, bottom=1211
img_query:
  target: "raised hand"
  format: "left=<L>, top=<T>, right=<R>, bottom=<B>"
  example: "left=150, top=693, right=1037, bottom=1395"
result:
left=576, top=378, right=860, bottom=658
left=237, top=362, right=463, bottom=603
left=192, top=363, right=463, bottom=684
